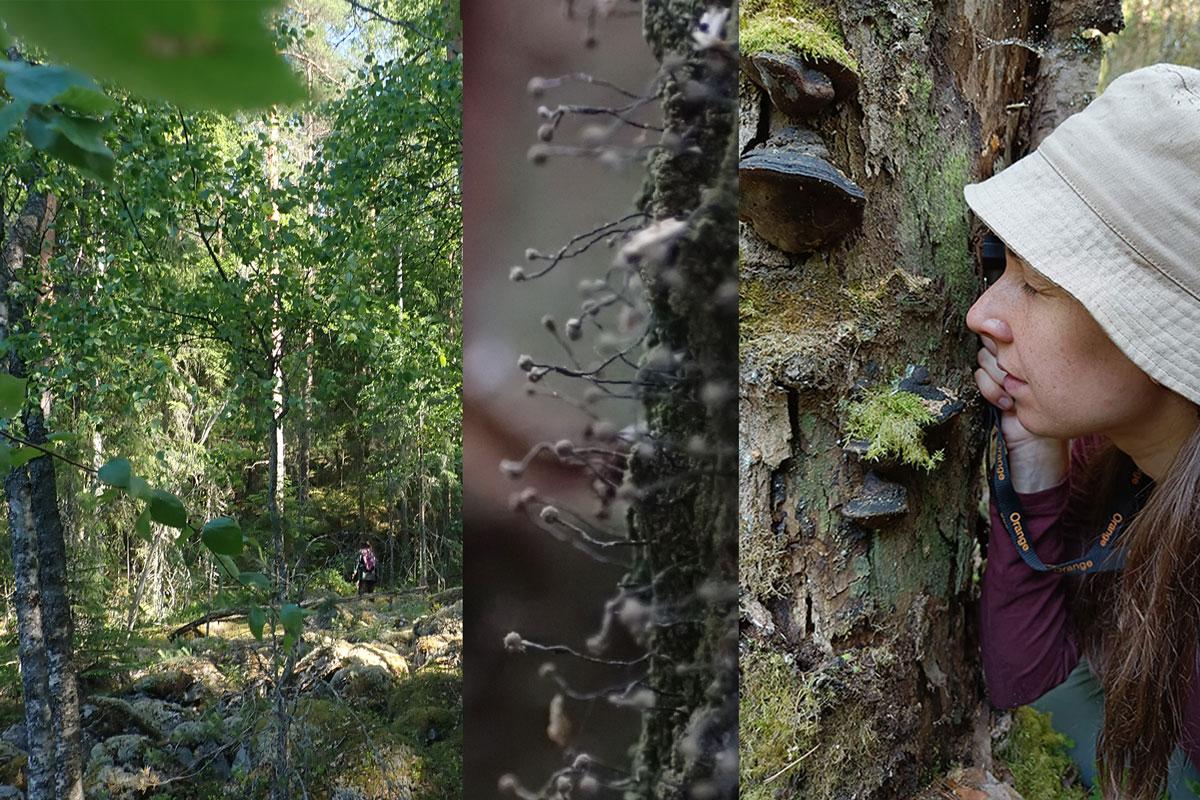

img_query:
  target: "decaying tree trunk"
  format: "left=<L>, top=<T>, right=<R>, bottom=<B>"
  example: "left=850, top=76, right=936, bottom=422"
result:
left=629, top=2, right=739, bottom=798
left=737, top=1, right=1120, bottom=798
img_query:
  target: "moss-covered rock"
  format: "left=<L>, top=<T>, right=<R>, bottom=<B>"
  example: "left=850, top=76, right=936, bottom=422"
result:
left=86, top=696, right=171, bottom=740
left=167, top=717, right=224, bottom=749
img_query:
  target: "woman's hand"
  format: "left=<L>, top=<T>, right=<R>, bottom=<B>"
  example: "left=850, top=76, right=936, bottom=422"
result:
left=974, top=333, right=1069, bottom=493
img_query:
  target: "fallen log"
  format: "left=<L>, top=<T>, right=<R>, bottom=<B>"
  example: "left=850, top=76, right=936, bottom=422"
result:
left=167, top=586, right=431, bottom=641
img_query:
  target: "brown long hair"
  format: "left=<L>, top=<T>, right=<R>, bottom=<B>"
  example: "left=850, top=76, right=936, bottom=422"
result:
left=1066, top=411, right=1200, bottom=799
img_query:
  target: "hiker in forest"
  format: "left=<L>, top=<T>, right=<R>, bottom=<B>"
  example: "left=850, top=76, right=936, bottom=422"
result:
left=352, top=540, right=378, bottom=595
left=964, top=64, right=1200, bottom=799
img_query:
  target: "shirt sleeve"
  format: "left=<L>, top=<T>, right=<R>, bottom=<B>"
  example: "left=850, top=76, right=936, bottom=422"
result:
left=979, top=437, right=1099, bottom=708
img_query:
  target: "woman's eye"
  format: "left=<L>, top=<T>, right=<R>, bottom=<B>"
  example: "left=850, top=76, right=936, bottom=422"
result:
left=1020, top=281, right=1038, bottom=296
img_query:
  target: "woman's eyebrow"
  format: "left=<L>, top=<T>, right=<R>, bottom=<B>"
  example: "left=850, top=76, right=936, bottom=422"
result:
left=1024, top=264, right=1058, bottom=289
left=1006, top=247, right=1058, bottom=289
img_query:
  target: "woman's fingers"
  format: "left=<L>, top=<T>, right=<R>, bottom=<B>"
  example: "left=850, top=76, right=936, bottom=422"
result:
left=977, top=344, right=1007, bottom=385
left=975, top=333, right=1013, bottom=409
left=974, top=363, right=1013, bottom=411
left=979, top=332, right=998, bottom=357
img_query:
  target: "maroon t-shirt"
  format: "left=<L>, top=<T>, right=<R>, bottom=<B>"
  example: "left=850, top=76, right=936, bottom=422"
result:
left=980, top=435, right=1200, bottom=767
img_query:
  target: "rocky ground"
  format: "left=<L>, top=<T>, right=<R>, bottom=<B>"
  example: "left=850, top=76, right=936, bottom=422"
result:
left=0, top=586, right=462, bottom=800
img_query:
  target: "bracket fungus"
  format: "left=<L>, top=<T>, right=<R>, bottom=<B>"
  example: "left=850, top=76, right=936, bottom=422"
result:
left=741, top=52, right=856, bottom=119
left=897, top=365, right=965, bottom=428
left=739, top=148, right=865, bottom=253
left=842, top=471, right=909, bottom=528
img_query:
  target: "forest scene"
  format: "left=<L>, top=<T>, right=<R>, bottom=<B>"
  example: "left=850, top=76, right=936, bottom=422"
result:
left=0, top=2, right=461, bottom=799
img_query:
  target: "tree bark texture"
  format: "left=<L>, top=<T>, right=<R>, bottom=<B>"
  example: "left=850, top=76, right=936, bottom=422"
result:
left=5, top=468, right=53, bottom=799
left=26, top=407, right=84, bottom=800
left=2, top=186, right=84, bottom=799
left=629, top=3, right=739, bottom=798
left=738, top=1, right=1119, bottom=798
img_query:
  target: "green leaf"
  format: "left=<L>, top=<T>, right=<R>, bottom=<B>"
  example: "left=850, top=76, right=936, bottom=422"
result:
left=127, top=475, right=152, bottom=501
left=148, top=488, right=187, bottom=529
left=97, top=457, right=131, bottom=488
left=214, top=553, right=239, bottom=579
left=0, top=373, right=27, bottom=418
left=0, top=1, right=306, bottom=112
left=24, top=113, right=114, bottom=182
left=247, top=606, right=266, bottom=641
left=201, top=516, right=242, bottom=556
left=8, top=446, right=40, bottom=469
left=0, top=442, right=11, bottom=473
left=0, top=99, right=29, bottom=137
left=134, top=508, right=152, bottom=541
left=280, top=602, right=311, bottom=649
left=238, top=571, right=270, bottom=591
left=0, top=62, right=111, bottom=115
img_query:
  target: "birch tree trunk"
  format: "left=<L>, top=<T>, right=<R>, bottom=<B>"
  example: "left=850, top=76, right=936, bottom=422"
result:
left=264, top=115, right=296, bottom=800
left=26, top=405, right=84, bottom=800
left=737, top=1, right=1121, bottom=797
left=4, top=467, right=53, bottom=799
left=2, top=186, right=84, bottom=799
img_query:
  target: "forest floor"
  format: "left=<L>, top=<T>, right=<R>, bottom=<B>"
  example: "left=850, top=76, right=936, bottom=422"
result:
left=0, top=585, right=462, bottom=800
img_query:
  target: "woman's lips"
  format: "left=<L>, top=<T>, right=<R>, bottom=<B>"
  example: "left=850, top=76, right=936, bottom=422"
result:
left=1003, top=374, right=1027, bottom=394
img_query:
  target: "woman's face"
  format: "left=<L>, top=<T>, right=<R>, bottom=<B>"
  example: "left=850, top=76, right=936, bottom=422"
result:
left=965, top=247, right=1162, bottom=440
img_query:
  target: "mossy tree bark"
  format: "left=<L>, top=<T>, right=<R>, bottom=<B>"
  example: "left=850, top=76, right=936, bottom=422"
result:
left=629, top=2, right=739, bottom=798
left=738, top=1, right=1119, bottom=798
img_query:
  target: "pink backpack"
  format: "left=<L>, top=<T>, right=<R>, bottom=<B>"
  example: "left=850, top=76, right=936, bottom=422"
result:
left=361, top=548, right=377, bottom=573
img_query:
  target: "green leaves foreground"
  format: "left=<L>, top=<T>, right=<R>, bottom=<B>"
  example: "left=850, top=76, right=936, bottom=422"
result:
left=0, top=60, right=115, bottom=181
left=0, top=0, right=304, bottom=113
left=0, top=0, right=307, bottom=182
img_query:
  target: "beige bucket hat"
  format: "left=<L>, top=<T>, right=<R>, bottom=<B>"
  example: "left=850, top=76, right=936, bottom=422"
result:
left=963, top=63, right=1200, bottom=407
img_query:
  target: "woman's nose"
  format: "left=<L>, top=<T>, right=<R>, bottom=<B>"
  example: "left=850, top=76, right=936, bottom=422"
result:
left=966, top=286, right=1014, bottom=343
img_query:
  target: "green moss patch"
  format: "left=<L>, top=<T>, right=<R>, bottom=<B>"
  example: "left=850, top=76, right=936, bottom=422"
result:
left=996, top=706, right=1089, bottom=800
left=741, top=648, right=818, bottom=800
left=740, top=0, right=858, bottom=73
left=742, top=644, right=893, bottom=800
left=741, top=517, right=789, bottom=601
left=843, top=383, right=944, bottom=471
left=892, top=62, right=975, bottom=316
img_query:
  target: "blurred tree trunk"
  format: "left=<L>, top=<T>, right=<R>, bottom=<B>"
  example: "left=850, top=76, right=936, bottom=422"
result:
left=630, top=2, right=739, bottom=798
left=737, top=1, right=1120, bottom=798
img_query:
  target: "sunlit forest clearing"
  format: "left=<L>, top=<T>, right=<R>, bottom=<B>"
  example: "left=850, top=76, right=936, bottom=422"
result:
left=0, top=2, right=461, bottom=798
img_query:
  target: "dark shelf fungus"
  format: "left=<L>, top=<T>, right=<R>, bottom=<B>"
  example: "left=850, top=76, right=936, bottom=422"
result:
left=898, top=365, right=965, bottom=427
left=744, top=53, right=835, bottom=117
left=740, top=52, right=857, bottom=119
left=841, top=471, right=909, bottom=528
left=843, top=438, right=872, bottom=459
left=739, top=148, right=865, bottom=253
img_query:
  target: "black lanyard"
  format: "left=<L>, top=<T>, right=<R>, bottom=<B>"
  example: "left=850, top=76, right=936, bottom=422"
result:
left=989, top=405, right=1151, bottom=574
